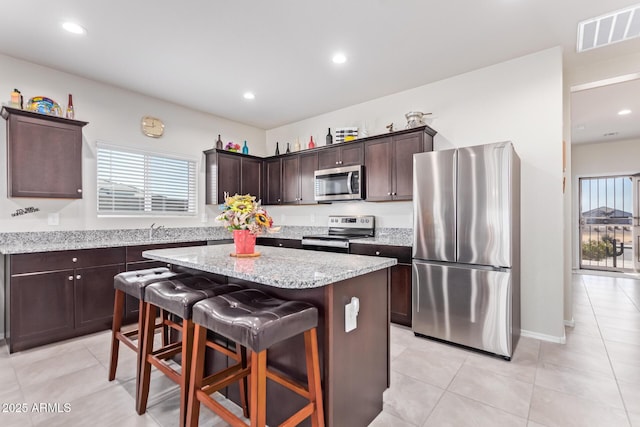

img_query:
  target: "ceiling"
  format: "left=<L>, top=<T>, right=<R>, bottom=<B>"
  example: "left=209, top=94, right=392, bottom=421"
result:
left=1, top=0, right=639, bottom=132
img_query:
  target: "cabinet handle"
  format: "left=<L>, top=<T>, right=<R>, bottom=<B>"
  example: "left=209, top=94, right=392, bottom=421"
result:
left=76, top=275, right=81, bottom=280
left=68, top=276, right=74, bottom=281
left=166, top=264, right=171, bottom=268
left=72, top=257, right=78, bottom=262
left=77, top=189, right=82, bottom=193
left=375, top=251, right=380, bottom=255
left=277, top=199, right=281, bottom=202
left=392, top=192, right=397, bottom=196
left=278, top=243, right=283, bottom=247
left=387, top=192, right=391, bottom=196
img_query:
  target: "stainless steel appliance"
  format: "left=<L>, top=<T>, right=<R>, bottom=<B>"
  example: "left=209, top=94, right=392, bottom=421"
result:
left=412, top=142, right=520, bottom=359
left=302, top=215, right=375, bottom=253
left=314, top=165, right=364, bottom=202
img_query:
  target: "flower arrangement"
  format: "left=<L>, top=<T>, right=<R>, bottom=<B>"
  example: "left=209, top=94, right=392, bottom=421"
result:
left=225, top=142, right=241, bottom=152
left=216, top=193, right=279, bottom=235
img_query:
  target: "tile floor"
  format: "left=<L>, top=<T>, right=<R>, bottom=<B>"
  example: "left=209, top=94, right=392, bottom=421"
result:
left=1, top=272, right=639, bottom=426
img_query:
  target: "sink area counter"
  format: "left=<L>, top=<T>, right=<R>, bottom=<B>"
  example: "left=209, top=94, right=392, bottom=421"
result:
left=143, top=244, right=396, bottom=289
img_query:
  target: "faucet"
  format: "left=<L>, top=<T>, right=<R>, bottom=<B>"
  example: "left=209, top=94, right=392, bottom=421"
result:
left=149, top=223, right=165, bottom=239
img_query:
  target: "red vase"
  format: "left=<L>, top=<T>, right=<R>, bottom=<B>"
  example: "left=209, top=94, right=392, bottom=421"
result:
left=233, top=229, right=256, bottom=254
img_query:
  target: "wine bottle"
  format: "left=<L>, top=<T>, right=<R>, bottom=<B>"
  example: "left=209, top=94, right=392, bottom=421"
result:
left=286, top=143, right=291, bottom=154
left=65, top=94, right=74, bottom=119
left=216, top=134, right=223, bottom=149
left=294, top=138, right=301, bottom=152
left=242, top=140, right=249, bottom=154
left=308, top=136, right=315, bottom=149
left=275, top=141, right=280, bottom=155
left=326, top=128, right=333, bottom=145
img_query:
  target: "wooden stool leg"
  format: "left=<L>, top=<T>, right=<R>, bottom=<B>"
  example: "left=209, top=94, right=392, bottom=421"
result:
left=137, top=302, right=157, bottom=414
left=108, top=289, right=125, bottom=381
left=237, top=342, right=249, bottom=419
left=161, top=309, right=170, bottom=347
left=305, top=328, right=324, bottom=427
left=135, top=299, right=145, bottom=399
left=249, top=350, right=267, bottom=427
left=186, top=325, right=207, bottom=427
left=180, top=319, right=195, bottom=427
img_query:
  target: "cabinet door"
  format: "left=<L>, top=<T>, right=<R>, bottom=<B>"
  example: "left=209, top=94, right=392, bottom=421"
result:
left=241, top=157, right=262, bottom=200
left=264, top=158, right=282, bottom=205
left=8, top=114, right=83, bottom=198
left=10, top=270, right=75, bottom=352
left=75, top=264, right=125, bottom=331
left=392, top=132, right=424, bottom=200
left=390, top=264, right=412, bottom=326
left=299, top=152, right=318, bottom=205
left=281, top=156, right=300, bottom=204
left=365, top=138, right=393, bottom=201
left=317, top=147, right=340, bottom=169
left=340, top=143, right=364, bottom=166
left=217, top=153, right=241, bottom=201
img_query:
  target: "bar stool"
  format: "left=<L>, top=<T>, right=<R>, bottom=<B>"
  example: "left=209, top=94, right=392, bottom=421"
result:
left=109, top=267, right=188, bottom=383
left=186, top=288, right=324, bottom=427
left=137, top=276, right=246, bottom=427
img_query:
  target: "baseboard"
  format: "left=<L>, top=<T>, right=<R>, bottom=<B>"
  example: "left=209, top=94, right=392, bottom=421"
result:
left=564, top=318, right=575, bottom=328
left=521, top=328, right=566, bottom=344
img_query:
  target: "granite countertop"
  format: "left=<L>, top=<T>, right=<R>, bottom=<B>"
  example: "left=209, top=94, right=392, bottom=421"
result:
left=0, top=226, right=412, bottom=255
left=143, top=244, right=397, bottom=289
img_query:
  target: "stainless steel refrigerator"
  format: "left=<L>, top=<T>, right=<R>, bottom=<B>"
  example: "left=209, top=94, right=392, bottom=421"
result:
left=412, top=141, right=520, bottom=359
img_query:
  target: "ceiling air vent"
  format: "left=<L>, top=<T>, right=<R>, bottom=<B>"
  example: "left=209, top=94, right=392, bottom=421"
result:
left=577, top=4, right=640, bottom=52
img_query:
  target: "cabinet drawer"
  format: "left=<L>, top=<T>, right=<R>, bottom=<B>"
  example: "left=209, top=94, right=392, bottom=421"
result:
left=10, top=247, right=125, bottom=275
left=126, top=241, right=207, bottom=262
left=256, top=238, right=302, bottom=249
left=349, top=243, right=411, bottom=264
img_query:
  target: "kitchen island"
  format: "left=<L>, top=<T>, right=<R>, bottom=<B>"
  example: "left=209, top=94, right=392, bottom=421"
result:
left=143, top=244, right=396, bottom=427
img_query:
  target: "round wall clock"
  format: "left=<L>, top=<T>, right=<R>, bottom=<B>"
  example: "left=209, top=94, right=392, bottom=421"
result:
left=141, top=116, right=164, bottom=138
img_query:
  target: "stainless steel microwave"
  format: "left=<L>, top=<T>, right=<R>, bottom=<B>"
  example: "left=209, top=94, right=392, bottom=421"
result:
left=314, top=164, right=364, bottom=202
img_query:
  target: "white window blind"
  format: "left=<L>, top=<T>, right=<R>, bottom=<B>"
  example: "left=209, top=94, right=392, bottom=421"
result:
left=97, top=143, right=197, bottom=216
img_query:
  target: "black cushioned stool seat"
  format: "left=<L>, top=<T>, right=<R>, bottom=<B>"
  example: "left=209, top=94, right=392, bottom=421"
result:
left=186, top=289, right=324, bottom=427
left=138, top=276, right=246, bottom=427
left=109, top=267, right=189, bottom=383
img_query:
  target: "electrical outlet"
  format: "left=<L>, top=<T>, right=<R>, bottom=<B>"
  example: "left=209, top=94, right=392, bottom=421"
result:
left=48, top=213, right=59, bottom=226
left=345, top=296, right=360, bottom=333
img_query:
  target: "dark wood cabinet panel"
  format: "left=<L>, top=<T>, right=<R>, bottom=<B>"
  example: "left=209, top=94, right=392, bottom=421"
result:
left=264, top=158, right=282, bottom=205
left=281, top=156, right=300, bottom=204
left=11, top=247, right=125, bottom=274
left=390, top=264, right=412, bottom=326
left=205, top=150, right=263, bottom=204
left=299, top=152, right=317, bottom=204
left=75, top=264, right=125, bottom=330
left=317, top=143, right=363, bottom=169
left=2, top=107, right=87, bottom=199
left=241, top=157, right=262, bottom=200
left=10, top=270, right=76, bottom=352
left=364, top=127, right=434, bottom=201
left=364, top=138, right=393, bottom=201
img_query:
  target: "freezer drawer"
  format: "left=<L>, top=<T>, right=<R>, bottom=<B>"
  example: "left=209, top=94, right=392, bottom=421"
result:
left=412, top=260, right=513, bottom=357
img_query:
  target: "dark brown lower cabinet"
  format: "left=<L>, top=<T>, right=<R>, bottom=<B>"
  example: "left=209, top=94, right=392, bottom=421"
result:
left=75, top=264, right=125, bottom=331
left=349, top=243, right=412, bottom=327
left=256, top=237, right=303, bottom=249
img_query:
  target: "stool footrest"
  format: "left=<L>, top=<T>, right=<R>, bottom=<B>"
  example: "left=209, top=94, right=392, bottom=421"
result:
left=280, top=403, right=315, bottom=427
left=196, top=390, right=247, bottom=427
left=115, top=331, right=139, bottom=353
left=147, top=352, right=182, bottom=385
left=151, top=341, right=182, bottom=360
left=205, top=340, right=241, bottom=360
left=266, top=368, right=311, bottom=400
left=201, top=363, right=249, bottom=395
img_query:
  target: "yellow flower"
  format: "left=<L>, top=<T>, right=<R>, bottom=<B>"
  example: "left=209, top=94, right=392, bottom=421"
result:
left=255, top=213, right=269, bottom=227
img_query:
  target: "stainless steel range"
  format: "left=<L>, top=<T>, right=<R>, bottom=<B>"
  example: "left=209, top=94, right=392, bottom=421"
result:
left=301, top=215, right=375, bottom=253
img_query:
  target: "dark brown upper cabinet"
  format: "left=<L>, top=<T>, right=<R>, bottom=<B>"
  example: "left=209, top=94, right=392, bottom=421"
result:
left=317, top=142, right=364, bottom=170
left=204, top=149, right=263, bottom=204
left=281, top=151, right=318, bottom=205
left=263, top=157, right=282, bottom=205
left=1, top=106, right=88, bottom=198
left=365, top=126, right=435, bottom=201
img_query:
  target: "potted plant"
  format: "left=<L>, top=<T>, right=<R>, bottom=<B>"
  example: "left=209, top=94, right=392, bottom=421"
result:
left=216, top=193, right=279, bottom=254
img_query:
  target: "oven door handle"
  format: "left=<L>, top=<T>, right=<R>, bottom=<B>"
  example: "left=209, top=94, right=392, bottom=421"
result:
left=347, top=172, right=354, bottom=194
left=301, top=238, right=349, bottom=249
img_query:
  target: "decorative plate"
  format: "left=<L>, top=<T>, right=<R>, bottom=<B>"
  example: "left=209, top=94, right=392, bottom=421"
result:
left=25, top=96, right=63, bottom=116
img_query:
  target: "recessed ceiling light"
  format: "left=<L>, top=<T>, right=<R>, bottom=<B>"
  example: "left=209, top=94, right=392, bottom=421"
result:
left=62, top=22, right=86, bottom=35
left=243, top=92, right=255, bottom=100
left=332, top=53, right=347, bottom=64
left=618, top=109, right=632, bottom=115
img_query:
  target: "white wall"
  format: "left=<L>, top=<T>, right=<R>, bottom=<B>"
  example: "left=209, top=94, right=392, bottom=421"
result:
left=0, top=53, right=266, bottom=232
left=267, top=48, right=566, bottom=341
